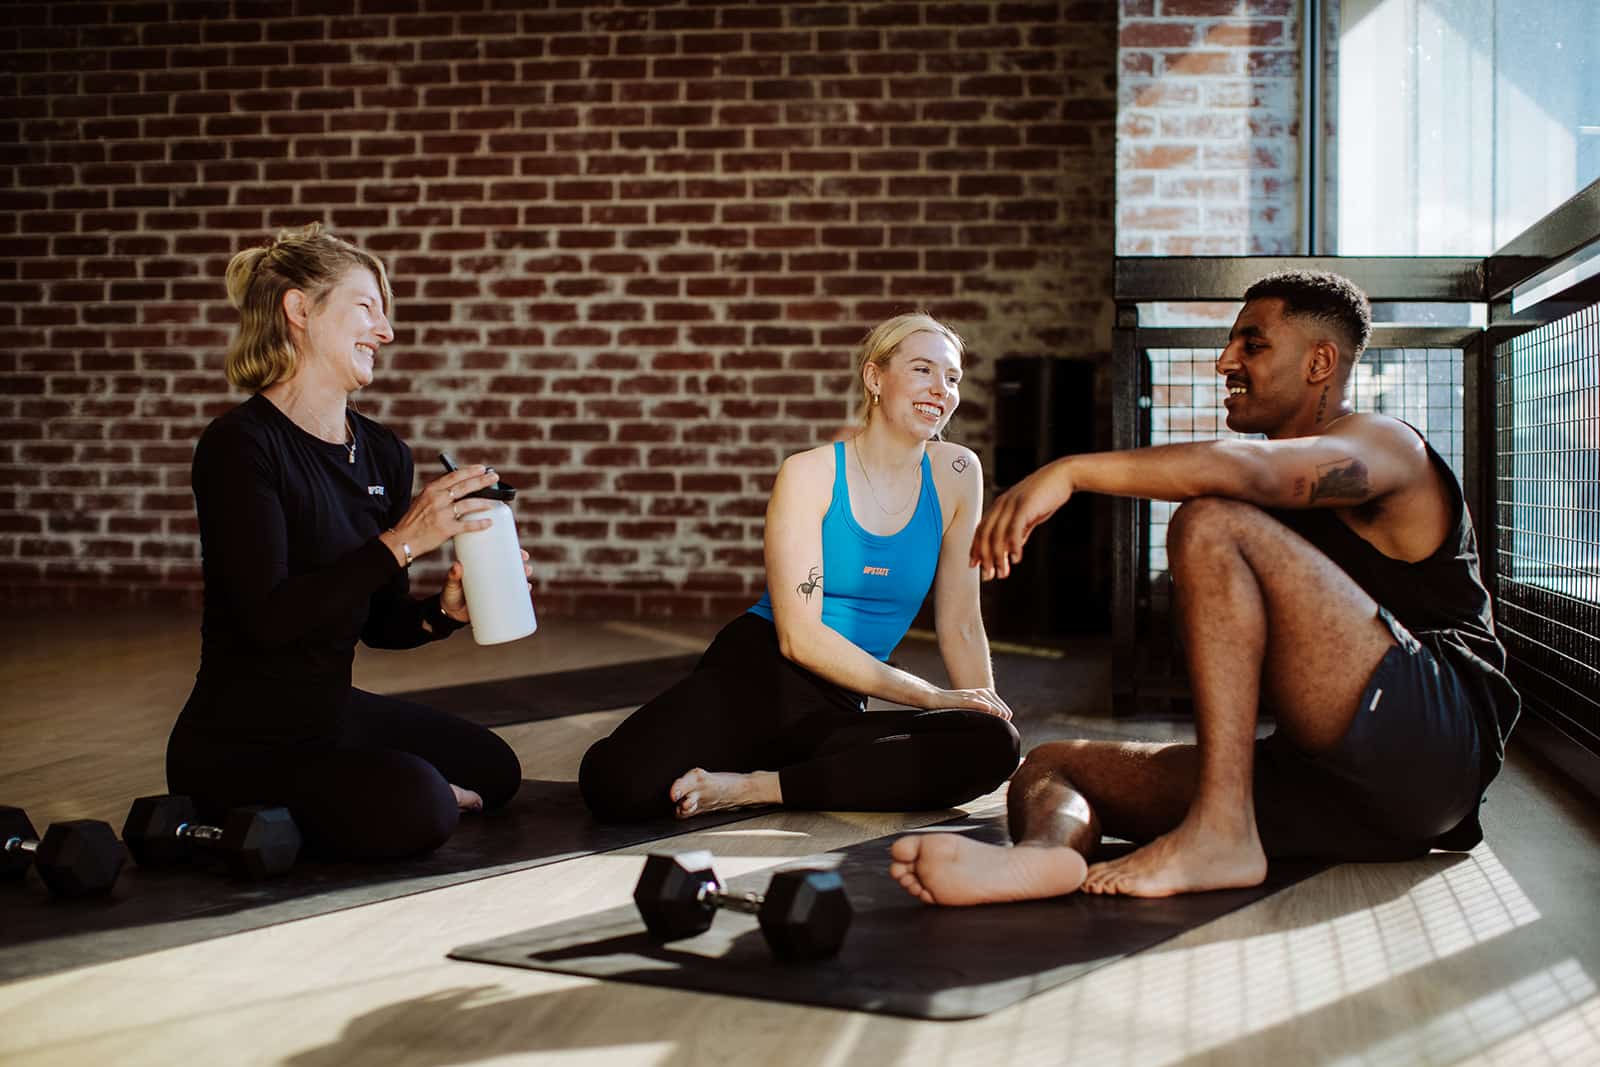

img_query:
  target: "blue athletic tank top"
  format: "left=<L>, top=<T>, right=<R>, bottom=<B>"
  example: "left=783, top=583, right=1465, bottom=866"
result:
left=749, top=440, right=943, bottom=661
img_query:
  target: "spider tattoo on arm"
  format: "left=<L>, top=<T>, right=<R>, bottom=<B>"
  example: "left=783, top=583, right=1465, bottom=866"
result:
left=797, top=566, right=823, bottom=602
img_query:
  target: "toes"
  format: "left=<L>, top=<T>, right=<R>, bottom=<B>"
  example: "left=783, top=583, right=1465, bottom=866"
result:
left=889, top=836, right=922, bottom=862
left=450, top=784, right=484, bottom=811
left=1082, top=864, right=1114, bottom=894
left=669, top=769, right=704, bottom=804
left=891, top=867, right=927, bottom=899
left=1083, top=864, right=1135, bottom=897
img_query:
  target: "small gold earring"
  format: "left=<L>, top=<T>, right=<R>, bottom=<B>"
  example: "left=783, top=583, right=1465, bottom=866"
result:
left=871, top=392, right=879, bottom=406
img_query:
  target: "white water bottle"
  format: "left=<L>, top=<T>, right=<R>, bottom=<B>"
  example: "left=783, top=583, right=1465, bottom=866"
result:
left=443, top=454, right=537, bottom=646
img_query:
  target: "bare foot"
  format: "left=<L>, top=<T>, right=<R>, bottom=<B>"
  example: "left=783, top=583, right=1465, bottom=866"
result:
left=1082, top=817, right=1266, bottom=898
left=451, top=784, right=483, bottom=812
left=889, top=833, right=1088, bottom=906
left=668, top=768, right=781, bottom=819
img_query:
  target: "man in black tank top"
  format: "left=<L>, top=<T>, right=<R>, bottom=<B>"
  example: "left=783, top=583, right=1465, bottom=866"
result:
left=888, top=270, right=1520, bottom=906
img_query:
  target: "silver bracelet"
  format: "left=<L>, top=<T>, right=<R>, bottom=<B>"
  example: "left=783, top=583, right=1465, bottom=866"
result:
left=388, top=529, right=413, bottom=568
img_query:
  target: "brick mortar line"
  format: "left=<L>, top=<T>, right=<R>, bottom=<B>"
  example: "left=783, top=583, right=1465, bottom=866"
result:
left=7, top=39, right=1072, bottom=60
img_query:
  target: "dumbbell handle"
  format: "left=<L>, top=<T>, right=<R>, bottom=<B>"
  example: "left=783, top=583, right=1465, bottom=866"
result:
left=3, top=835, right=40, bottom=856
left=173, top=822, right=226, bottom=846
left=697, top=881, right=764, bottom=916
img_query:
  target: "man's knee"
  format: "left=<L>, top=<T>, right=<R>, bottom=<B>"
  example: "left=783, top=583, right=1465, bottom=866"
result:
left=1017, top=739, right=1093, bottom=774
left=1009, top=740, right=1092, bottom=798
left=1010, top=739, right=1172, bottom=799
left=1007, top=740, right=1106, bottom=846
left=1167, top=495, right=1262, bottom=557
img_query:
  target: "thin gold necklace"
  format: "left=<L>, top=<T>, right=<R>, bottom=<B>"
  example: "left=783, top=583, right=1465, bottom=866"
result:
left=853, top=437, right=920, bottom=516
left=304, top=408, right=355, bottom=464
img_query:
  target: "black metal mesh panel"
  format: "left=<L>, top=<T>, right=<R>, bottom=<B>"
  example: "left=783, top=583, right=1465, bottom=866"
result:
left=1145, top=347, right=1466, bottom=613
left=1494, top=303, right=1600, bottom=750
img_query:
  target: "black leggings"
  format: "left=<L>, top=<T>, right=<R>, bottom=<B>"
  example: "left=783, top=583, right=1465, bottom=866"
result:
left=166, top=689, right=523, bottom=861
left=578, top=613, right=1021, bottom=822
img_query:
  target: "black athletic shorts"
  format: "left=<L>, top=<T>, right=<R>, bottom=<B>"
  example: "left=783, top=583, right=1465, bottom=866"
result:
left=1252, top=607, right=1484, bottom=862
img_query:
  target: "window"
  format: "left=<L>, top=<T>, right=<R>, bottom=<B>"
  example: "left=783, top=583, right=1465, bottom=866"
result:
left=1336, top=0, right=1599, bottom=254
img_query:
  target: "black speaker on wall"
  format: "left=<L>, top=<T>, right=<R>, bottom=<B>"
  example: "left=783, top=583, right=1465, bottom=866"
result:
left=986, top=356, right=1107, bottom=638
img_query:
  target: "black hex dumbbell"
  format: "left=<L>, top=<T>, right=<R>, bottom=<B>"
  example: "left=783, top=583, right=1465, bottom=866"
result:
left=633, top=850, right=852, bottom=962
left=122, top=795, right=302, bottom=879
left=0, top=806, right=125, bottom=898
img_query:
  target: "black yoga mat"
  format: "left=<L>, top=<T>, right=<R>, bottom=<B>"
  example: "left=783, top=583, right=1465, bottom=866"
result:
left=0, top=780, right=766, bottom=985
left=398, top=637, right=1099, bottom=732
left=450, top=814, right=1329, bottom=1020
left=396, top=653, right=702, bottom=728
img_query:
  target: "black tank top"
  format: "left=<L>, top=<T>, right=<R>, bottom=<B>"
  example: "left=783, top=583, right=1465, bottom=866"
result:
left=1267, top=434, right=1520, bottom=786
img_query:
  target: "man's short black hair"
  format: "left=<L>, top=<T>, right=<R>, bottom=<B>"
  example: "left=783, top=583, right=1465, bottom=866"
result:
left=1243, top=270, right=1372, bottom=361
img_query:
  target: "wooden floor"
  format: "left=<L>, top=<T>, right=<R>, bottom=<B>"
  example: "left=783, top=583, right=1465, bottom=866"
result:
left=2, top=607, right=1598, bottom=1066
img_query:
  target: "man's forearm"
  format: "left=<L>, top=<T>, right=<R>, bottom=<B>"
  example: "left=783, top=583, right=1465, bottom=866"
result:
left=1064, top=440, right=1275, bottom=504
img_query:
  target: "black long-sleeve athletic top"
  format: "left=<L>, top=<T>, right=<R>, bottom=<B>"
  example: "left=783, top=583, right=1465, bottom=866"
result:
left=176, top=393, right=462, bottom=744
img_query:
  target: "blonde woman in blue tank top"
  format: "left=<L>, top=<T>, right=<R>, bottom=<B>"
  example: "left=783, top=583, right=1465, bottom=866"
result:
left=579, top=313, right=1021, bottom=822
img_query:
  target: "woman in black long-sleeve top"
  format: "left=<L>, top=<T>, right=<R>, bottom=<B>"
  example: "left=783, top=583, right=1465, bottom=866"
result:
left=166, top=222, right=523, bottom=860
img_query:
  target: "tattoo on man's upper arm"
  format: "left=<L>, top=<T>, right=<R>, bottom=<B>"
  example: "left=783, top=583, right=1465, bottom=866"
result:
left=797, top=565, right=823, bottom=602
left=1308, top=457, right=1370, bottom=503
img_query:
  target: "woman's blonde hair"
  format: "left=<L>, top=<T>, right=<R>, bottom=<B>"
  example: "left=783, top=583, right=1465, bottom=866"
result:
left=223, top=222, right=393, bottom=391
left=851, top=312, right=965, bottom=426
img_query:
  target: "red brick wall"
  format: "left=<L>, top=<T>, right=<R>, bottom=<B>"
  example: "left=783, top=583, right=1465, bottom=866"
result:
left=1117, top=0, right=1301, bottom=256
left=0, top=1, right=1116, bottom=615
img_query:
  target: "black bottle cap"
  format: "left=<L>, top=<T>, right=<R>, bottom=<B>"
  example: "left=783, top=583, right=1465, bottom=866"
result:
left=464, top=479, right=516, bottom=502
left=440, top=450, right=516, bottom=501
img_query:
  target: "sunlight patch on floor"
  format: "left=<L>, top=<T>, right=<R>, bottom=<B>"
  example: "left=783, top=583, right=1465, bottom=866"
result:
left=1350, top=960, right=1598, bottom=1066
left=987, top=846, right=1547, bottom=1065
